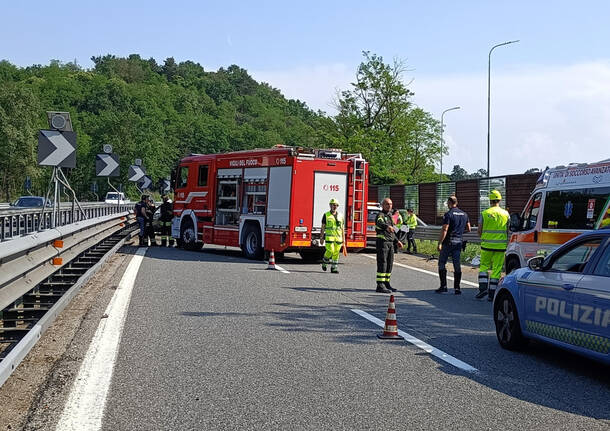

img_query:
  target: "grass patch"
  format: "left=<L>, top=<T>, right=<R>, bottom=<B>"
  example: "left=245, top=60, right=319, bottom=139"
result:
left=407, top=240, right=480, bottom=263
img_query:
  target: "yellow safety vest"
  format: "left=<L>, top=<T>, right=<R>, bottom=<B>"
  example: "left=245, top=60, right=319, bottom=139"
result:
left=406, top=214, right=417, bottom=230
left=324, top=211, right=344, bottom=243
left=481, top=206, right=509, bottom=251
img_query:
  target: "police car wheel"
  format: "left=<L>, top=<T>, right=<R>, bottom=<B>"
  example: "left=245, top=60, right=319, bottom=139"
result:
left=494, top=293, right=527, bottom=350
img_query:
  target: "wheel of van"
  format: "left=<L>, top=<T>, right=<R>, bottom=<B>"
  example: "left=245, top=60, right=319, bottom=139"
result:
left=299, top=249, right=325, bottom=262
left=494, top=292, right=527, bottom=351
left=505, top=257, right=520, bottom=274
left=242, top=224, right=264, bottom=260
left=180, top=219, right=203, bottom=251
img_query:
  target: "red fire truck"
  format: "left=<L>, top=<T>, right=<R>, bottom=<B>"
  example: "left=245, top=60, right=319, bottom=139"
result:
left=171, top=146, right=368, bottom=260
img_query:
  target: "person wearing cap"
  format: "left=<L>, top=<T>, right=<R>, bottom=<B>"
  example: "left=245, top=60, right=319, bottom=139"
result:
left=477, top=190, right=510, bottom=301
left=375, top=198, right=403, bottom=293
left=405, top=208, right=418, bottom=254
left=435, top=195, right=471, bottom=294
left=159, top=194, right=174, bottom=247
left=320, top=198, right=345, bottom=273
left=134, top=194, right=149, bottom=246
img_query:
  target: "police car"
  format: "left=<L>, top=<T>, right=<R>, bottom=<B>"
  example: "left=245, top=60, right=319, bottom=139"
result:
left=494, top=230, right=610, bottom=364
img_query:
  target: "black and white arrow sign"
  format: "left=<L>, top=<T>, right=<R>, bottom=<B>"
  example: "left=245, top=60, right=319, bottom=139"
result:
left=38, top=130, right=77, bottom=168
left=128, top=165, right=145, bottom=182
left=138, top=175, right=153, bottom=190
left=161, top=179, right=171, bottom=193
left=95, top=153, right=120, bottom=177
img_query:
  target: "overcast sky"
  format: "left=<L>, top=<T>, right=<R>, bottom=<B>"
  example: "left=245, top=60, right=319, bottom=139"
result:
left=2, top=1, right=609, bottom=176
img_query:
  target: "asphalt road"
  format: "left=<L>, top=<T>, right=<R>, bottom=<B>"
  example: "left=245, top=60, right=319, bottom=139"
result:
left=80, top=245, right=610, bottom=430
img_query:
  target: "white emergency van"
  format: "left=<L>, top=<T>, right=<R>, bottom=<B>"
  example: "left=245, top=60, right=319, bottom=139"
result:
left=505, top=159, right=610, bottom=273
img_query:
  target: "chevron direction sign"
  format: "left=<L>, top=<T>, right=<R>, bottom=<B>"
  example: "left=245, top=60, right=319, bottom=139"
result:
left=95, top=153, right=120, bottom=177
left=158, top=178, right=171, bottom=193
left=138, top=175, right=153, bottom=190
left=128, top=165, right=145, bottom=182
left=38, top=130, right=76, bottom=168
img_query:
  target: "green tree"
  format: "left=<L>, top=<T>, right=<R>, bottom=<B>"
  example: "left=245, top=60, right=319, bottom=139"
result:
left=0, top=84, right=42, bottom=201
left=325, top=51, right=441, bottom=184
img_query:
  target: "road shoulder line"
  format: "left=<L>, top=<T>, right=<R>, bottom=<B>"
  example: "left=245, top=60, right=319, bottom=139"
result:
left=55, top=247, right=147, bottom=431
left=351, top=309, right=478, bottom=373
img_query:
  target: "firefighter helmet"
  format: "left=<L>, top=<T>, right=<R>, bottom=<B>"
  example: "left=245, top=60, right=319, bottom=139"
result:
left=329, top=198, right=340, bottom=205
left=489, top=190, right=502, bottom=201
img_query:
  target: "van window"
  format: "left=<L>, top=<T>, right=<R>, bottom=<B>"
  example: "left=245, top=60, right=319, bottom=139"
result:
left=178, top=166, right=189, bottom=188
left=198, top=165, right=208, bottom=187
left=542, top=187, right=610, bottom=230
left=521, top=192, right=542, bottom=231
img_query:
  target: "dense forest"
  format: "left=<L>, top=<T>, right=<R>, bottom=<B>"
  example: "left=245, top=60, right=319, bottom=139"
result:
left=0, top=52, right=444, bottom=201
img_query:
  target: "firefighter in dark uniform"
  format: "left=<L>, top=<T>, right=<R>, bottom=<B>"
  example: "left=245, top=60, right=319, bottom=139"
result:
left=375, top=198, right=403, bottom=293
left=145, top=197, right=158, bottom=246
left=159, top=194, right=174, bottom=247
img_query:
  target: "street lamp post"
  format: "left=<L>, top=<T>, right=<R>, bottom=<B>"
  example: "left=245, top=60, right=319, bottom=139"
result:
left=487, top=40, right=519, bottom=178
left=440, top=106, right=460, bottom=180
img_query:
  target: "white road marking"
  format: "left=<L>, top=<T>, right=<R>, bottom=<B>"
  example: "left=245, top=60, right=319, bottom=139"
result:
left=351, top=309, right=479, bottom=373
left=363, top=254, right=478, bottom=287
left=273, top=264, right=290, bottom=274
left=55, top=248, right=147, bottom=431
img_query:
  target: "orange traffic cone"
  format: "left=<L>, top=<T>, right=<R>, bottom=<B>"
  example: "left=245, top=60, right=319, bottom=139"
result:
left=377, top=295, right=403, bottom=340
left=267, top=250, right=276, bottom=270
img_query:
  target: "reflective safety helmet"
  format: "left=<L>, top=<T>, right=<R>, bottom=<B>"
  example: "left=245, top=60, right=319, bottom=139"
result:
left=329, top=198, right=340, bottom=205
left=489, top=190, right=502, bottom=201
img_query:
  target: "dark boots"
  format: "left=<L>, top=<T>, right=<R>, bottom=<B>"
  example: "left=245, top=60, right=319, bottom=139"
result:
left=384, top=282, right=397, bottom=292
left=435, top=269, right=448, bottom=293
left=454, top=272, right=462, bottom=295
left=138, top=236, right=145, bottom=247
left=376, top=283, right=391, bottom=293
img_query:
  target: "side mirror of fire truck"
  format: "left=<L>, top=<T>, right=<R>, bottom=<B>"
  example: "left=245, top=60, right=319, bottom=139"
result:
left=170, top=168, right=177, bottom=190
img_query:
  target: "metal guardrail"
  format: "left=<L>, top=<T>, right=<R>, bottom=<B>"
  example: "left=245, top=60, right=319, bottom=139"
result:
left=0, top=202, right=133, bottom=242
left=414, top=226, right=481, bottom=244
left=0, top=212, right=137, bottom=387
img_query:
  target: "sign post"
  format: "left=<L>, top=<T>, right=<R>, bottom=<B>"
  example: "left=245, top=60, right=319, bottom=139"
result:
left=96, top=148, right=121, bottom=212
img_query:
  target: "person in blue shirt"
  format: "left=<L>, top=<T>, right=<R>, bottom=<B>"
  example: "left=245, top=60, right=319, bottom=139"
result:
left=435, top=195, right=471, bottom=294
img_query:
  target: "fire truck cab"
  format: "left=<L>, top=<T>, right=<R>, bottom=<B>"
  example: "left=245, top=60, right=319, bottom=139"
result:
left=506, top=159, right=610, bottom=273
left=171, top=146, right=368, bottom=260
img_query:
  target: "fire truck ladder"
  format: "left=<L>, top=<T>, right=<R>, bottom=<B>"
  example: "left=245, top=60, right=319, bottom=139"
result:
left=349, top=155, right=365, bottom=238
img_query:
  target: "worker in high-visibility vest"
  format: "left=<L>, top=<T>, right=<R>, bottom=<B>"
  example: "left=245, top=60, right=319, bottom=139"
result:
left=391, top=208, right=406, bottom=253
left=321, top=198, right=345, bottom=274
left=405, top=208, right=418, bottom=254
left=375, top=198, right=403, bottom=293
left=477, top=190, right=510, bottom=301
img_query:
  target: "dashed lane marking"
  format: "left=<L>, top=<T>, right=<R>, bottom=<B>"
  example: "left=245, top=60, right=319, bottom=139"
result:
left=56, top=247, right=147, bottom=431
left=351, top=309, right=479, bottom=373
left=363, top=254, right=478, bottom=287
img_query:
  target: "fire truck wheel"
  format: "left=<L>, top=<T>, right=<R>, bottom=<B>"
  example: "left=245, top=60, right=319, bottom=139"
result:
left=242, top=224, right=264, bottom=260
left=181, top=219, right=202, bottom=251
